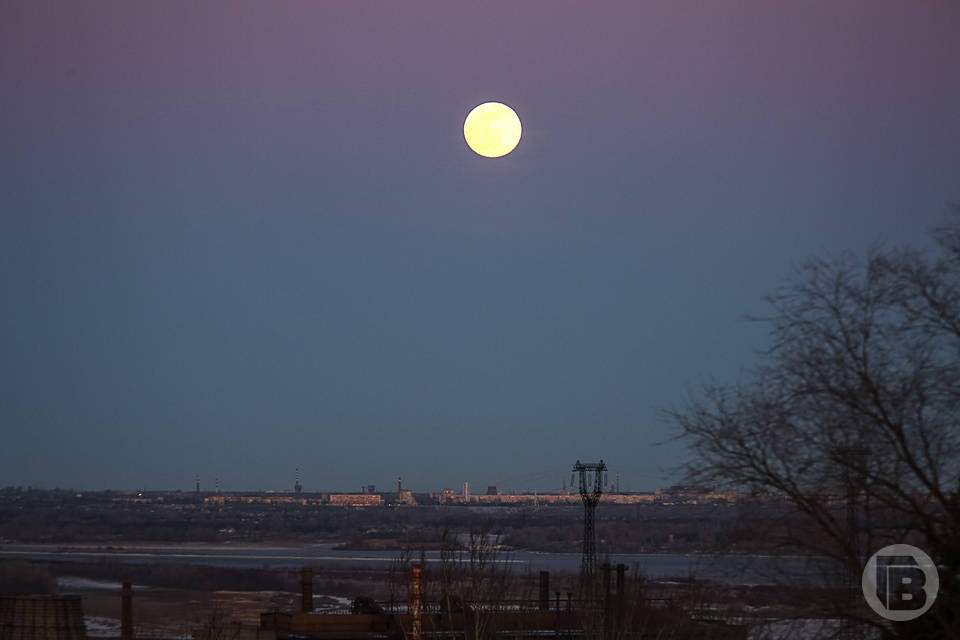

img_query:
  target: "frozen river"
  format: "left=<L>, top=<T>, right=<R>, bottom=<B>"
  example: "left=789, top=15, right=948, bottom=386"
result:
left=0, top=543, right=842, bottom=586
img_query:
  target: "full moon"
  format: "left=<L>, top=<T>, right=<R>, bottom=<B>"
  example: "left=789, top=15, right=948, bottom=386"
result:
left=463, top=102, right=522, bottom=158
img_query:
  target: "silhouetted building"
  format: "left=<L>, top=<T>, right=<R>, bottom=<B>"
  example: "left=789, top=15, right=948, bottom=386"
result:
left=328, top=493, right=382, bottom=507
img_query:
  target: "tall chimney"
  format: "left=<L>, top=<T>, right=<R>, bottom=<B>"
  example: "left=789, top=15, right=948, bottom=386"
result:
left=121, top=581, right=133, bottom=640
left=602, top=564, right=612, bottom=639
left=602, top=563, right=612, bottom=601
left=195, top=474, right=200, bottom=494
left=538, top=571, right=549, bottom=611
left=410, top=565, right=422, bottom=640
left=616, top=564, right=625, bottom=601
left=301, top=567, right=313, bottom=613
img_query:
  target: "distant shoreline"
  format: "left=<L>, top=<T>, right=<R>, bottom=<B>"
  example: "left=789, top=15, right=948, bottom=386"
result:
left=0, top=543, right=840, bottom=587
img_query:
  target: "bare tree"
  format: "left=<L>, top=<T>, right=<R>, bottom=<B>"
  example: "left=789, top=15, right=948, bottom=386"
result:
left=386, top=547, right=414, bottom=610
left=436, top=529, right=518, bottom=640
left=193, top=605, right=245, bottom=640
left=668, top=208, right=960, bottom=638
left=573, top=563, right=746, bottom=640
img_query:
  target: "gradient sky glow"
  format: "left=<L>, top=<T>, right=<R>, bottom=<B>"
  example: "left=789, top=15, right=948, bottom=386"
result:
left=2, top=1, right=958, bottom=492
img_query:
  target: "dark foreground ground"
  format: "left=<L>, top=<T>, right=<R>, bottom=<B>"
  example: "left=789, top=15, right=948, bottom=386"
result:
left=1, top=557, right=853, bottom=639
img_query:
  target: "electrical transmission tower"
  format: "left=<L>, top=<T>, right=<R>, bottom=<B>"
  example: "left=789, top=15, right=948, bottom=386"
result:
left=572, top=459, right=607, bottom=575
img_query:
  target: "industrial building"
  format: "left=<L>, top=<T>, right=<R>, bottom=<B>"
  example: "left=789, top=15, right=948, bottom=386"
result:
left=258, top=566, right=748, bottom=640
left=328, top=493, right=382, bottom=507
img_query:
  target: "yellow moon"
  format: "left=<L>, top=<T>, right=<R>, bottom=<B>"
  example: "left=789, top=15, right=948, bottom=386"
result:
left=463, top=102, right=522, bottom=158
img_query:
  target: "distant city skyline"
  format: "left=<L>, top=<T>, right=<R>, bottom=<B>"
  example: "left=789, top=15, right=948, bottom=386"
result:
left=2, top=1, right=959, bottom=491
left=12, top=469, right=649, bottom=495
left=8, top=480, right=714, bottom=500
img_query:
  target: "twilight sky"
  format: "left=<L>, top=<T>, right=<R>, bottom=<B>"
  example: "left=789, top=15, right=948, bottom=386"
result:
left=1, top=1, right=958, bottom=493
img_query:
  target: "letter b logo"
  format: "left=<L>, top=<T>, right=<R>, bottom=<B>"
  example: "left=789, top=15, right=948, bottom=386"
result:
left=863, top=545, right=938, bottom=621
left=876, top=555, right=926, bottom=610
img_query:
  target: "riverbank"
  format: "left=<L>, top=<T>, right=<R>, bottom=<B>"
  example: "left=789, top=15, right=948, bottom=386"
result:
left=0, top=542, right=842, bottom=587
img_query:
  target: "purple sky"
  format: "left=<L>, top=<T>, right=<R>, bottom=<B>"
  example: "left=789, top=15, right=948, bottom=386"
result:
left=1, top=1, right=958, bottom=492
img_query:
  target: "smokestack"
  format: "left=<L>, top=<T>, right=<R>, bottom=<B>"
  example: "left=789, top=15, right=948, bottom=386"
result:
left=602, top=563, right=611, bottom=601
left=615, top=563, right=626, bottom=630
left=538, top=571, right=549, bottom=611
left=301, top=567, right=313, bottom=613
left=215, top=477, right=220, bottom=494
left=398, top=476, right=402, bottom=493
left=410, top=565, right=422, bottom=640
left=195, top=474, right=200, bottom=494
left=121, top=581, right=132, bottom=640
left=602, top=563, right=612, bottom=639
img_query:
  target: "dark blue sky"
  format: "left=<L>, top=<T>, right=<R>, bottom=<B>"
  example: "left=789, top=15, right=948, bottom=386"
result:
left=2, top=1, right=958, bottom=492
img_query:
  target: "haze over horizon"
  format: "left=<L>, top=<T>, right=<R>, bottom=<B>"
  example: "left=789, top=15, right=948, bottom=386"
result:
left=2, top=1, right=958, bottom=493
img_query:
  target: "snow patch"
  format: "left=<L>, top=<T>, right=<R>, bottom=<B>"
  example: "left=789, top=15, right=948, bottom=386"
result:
left=312, top=594, right=353, bottom=611
left=85, top=616, right=120, bottom=637
left=59, top=577, right=149, bottom=592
